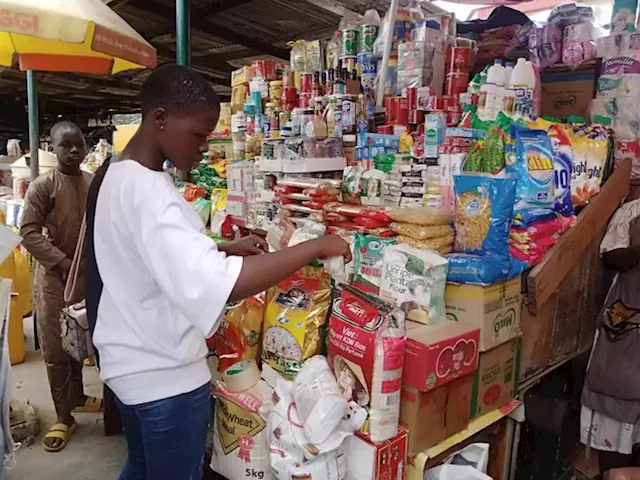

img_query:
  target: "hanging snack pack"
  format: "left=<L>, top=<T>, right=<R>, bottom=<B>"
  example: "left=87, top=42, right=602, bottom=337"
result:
left=506, top=125, right=555, bottom=219
left=380, top=244, right=449, bottom=325
left=207, top=294, right=265, bottom=374
left=453, top=173, right=518, bottom=258
left=353, top=234, right=397, bottom=294
left=212, top=373, right=273, bottom=480
left=262, top=266, right=331, bottom=379
left=327, top=284, right=405, bottom=443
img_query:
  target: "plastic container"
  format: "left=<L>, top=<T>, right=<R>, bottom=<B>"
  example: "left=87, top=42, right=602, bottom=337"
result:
left=510, top=57, right=536, bottom=119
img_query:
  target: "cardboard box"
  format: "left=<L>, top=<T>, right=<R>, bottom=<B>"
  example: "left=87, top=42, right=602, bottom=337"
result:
left=470, top=337, right=521, bottom=420
left=400, top=374, right=473, bottom=455
left=445, top=276, right=522, bottom=352
left=540, top=61, right=598, bottom=120
left=403, top=320, right=479, bottom=391
left=344, top=428, right=408, bottom=480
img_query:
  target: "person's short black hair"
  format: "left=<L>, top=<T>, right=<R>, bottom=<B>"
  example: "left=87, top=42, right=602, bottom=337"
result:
left=140, top=64, right=220, bottom=117
left=50, top=121, right=82, bottom=143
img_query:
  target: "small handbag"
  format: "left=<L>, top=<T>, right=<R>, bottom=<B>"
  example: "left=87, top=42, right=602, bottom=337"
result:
left=60, top=216, right=95, bottom=363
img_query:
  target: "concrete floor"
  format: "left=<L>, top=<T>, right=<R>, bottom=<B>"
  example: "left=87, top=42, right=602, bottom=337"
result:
left=5, top=319, right=127, bottom=480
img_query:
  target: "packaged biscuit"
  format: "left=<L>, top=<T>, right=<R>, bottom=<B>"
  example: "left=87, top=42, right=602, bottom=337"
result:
left=262, top=266, right=331, bottom=379
left=207, top=294, right=265, bottom=374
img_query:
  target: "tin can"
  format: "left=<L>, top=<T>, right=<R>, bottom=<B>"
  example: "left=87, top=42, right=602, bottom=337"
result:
left=357, top=52, right=378, bottom=77
left=408, top=110, right=424, bottom=125
left=406, top=87, right=418, bottom=110
left=341, top=95, right=357, bottom=135
left=341, top=29, right=359, bottom=57
left=445, top=72, right=469, bottom=97
left=299, top=73, right=313, bottom=93
left=252, top=60, right=276, bottom=80
left=298, top=92, right=312, bottom=108
left=459, top=92, right=479, bottom=107
left=426, top=96, right=446, bottom=111
left=446, top=47, right=472, bottom=73
left=377, top=125, right=393, bottom=134
left=446, top=110, right=463, bottom=127
left=281, top=86, right=299, bottom=110
left=443, top=96, right=459, bottom=111
left=385, top=96, right=409, bottom=126
left=360, top=24, right=380, bottom=53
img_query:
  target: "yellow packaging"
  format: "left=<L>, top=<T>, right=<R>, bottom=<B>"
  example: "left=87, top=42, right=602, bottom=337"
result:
left=231, top=66, right=252, bottom=87
left=445, top=275, right=522, bottom=352
left=207, top=293, right=264, bottom=373
left=262, top=266, right=331, bottom=378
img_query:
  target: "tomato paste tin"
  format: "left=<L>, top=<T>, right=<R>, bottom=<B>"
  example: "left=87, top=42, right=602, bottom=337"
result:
left=446, top=47, right=472, bottom=73
left=445, top=72, right=468, bottom=97
left=385, top=96, right=409, bottom=126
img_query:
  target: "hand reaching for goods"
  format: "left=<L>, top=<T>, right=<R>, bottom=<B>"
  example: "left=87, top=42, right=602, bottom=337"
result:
left=219, top=234, right=268, bottom=257
left=318, top=235, right=352, bottom=263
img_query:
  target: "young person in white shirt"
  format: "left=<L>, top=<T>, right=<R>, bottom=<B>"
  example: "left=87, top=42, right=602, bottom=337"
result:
left=85, top=64, right=351, bottom=480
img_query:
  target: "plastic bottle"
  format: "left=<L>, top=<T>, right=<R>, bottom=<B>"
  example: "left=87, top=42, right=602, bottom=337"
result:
left=509, top=58, right=536, bottom=119
left=327, top=97, right=336, bottom=137
left=360, top=9, right=381, bottom=54
left=503, top=61, right=515, bottom=116
left=479, top=60, right=505, bottom=120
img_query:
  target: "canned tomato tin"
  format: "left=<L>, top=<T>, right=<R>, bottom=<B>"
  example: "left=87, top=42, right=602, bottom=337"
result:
left=446, top=47, right=472, bottom=73
left=299, top=73, right=313, bottom=93
left=443, top=96, right=458, bottom=111
left=408, top=110, right=424, bottom=125
left=406, top=87, right=418, bottom=110
left=426, top=95, right=445, bottom=111
left=377, top=125, right=394, bottom=134
left=445, top=72, right=469, bottom=97
left=385, top=96, right=409, bottom=126
left=446, top=109, right=462, bottom=127
left=281, top=86, right=299, bottom=110
left=459, top=92, right=479, bottom=107
left=298, top=92, right=311, bottom=108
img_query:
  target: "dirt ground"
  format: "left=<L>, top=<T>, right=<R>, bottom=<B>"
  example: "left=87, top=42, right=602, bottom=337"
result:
left=5, top=319, right=126, bottom=480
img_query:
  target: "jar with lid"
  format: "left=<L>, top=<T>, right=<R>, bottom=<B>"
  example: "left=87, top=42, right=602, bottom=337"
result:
left=269, top=80, right=283, bottom=104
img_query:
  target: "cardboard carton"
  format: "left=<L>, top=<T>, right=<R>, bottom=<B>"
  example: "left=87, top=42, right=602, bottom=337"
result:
left=539, top=61, right=598, bottom=120
left=403, top=320, right=479, bottom=391
left=400, top=374, right=473, bottom=455
left=470, top=337, right=521, bottom=420
left=445, top=276, right=522, bottom=352
left=344, top=428, right=408, bottom=480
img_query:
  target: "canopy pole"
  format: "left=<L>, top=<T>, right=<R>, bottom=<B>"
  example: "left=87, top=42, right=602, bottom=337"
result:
left=376, top=0, right=399, bottom=107
left=27, top=70, right=39, bottom=181
left=176, top=0, right=191, bottom=67
left=176, top=0, right=191, bottom=181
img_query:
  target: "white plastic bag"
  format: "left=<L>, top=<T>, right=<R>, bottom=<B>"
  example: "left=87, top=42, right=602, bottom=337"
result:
left=424, top=443, right=491, bottom=480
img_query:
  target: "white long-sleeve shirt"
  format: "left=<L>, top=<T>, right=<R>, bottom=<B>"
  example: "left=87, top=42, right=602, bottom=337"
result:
left=92, top=160, right=243, bottom=405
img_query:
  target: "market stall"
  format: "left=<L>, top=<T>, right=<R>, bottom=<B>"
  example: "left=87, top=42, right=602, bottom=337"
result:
left=171, top=2, right=633, bottom=479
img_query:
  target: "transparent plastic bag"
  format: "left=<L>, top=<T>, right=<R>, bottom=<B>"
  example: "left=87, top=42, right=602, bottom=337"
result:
left=387, top=206, right=451, bottom=225
left=391, top=222, right=452, bottom=239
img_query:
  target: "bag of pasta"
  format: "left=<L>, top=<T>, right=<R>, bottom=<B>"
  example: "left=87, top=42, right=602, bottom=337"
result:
left=207, top=293, right=265, bottom=375
left=262, top=266, right=331, bottom=379
left=453, top=173, right=517, bottom=258
left=391, top=222, right=453, bottom=240
left=387, top=206, right=451, bottom=226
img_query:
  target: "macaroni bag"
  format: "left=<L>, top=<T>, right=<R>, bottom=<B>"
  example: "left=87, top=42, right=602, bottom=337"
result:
left=445, top=253, right=515, bottom=285
left=262, top=266, right=331, bottom=379
left=453, top=173, right=517, bottom=258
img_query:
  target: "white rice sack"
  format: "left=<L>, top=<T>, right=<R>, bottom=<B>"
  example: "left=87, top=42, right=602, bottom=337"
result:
left=212, top=380, right=273, bottom=480
left=293, top=356, right=348, bottom=445
left=380, top=244, right=449, bottom=325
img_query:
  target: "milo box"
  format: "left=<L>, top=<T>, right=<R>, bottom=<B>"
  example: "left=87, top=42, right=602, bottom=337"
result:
left=360, top=24, right=380, bottom=53
left=342, top=28, right=359, bottom=56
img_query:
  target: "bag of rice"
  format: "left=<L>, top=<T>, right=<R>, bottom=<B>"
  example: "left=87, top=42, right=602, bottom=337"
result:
left=262, top=266, right=331, bottom=379
left=207, top=294, right=265, bottom=375
left=380, top=244, right=449, bottom=325
left=353, top=234, right=396, bottom=294
left=387, top=206, right=451, bottom=225
left=211, top=380, right=273, bottom=480
left=327, top=285, right=405, bottom=443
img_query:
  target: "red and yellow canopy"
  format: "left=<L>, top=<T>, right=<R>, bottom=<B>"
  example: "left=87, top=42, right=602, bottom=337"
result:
left=0, top=0, right=157, bottom=74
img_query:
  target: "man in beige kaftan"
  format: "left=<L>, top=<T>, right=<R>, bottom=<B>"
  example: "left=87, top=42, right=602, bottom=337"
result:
left=19, top=122, right=99, bottom=452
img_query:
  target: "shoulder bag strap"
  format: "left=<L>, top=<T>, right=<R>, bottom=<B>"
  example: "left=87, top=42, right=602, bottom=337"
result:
left=63, top=214, right=86, bottom=304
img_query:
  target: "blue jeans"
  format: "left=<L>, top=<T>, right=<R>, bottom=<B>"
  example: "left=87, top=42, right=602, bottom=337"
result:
left=115, top=384, right=211, bottom=480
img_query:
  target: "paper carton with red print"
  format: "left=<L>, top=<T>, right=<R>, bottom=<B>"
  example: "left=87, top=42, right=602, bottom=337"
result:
left=403, top=320, right=480, bottom=391
left=327, top=284, right=406, bottom=443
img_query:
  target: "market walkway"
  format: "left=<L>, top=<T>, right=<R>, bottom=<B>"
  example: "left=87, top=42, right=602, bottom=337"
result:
left=6, top=319, right=126, bottom=480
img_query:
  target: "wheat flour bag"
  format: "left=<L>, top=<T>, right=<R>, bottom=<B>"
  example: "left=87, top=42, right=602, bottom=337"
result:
left=211, top=365, right=273, bottom=480
left=380, top=244, right=449, bottom=325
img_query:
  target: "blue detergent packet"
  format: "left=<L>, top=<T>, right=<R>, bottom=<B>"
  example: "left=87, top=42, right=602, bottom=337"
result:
left=506, top=125, right=556, bottom=222
left=548, top=125, right=575, bottom=216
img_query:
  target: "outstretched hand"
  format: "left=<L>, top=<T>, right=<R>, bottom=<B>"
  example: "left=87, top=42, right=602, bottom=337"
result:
left=219, top=234, right=268, bottom=257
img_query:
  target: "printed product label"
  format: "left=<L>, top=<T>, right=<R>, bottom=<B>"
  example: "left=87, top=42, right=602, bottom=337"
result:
left=216, top=390, right=265, bottom=456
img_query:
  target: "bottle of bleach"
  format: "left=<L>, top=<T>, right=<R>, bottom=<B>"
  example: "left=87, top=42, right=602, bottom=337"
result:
left=509, top=58, right=536, bottom=119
